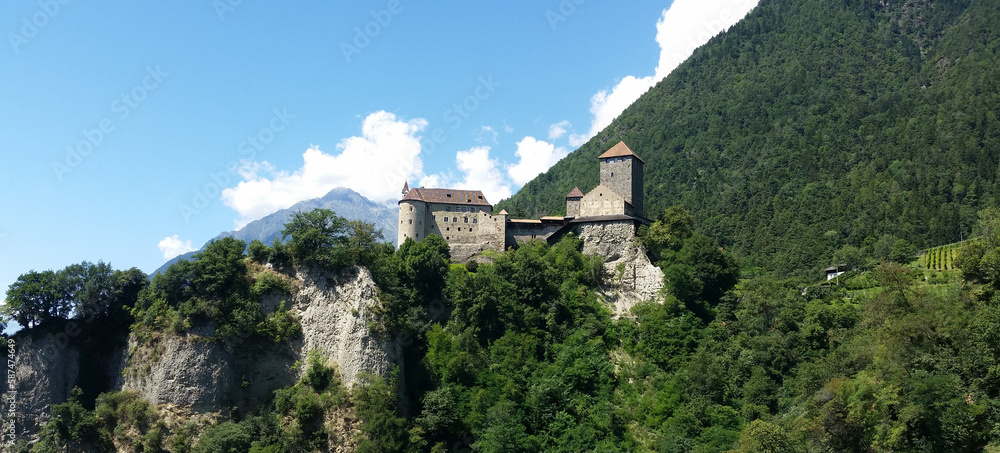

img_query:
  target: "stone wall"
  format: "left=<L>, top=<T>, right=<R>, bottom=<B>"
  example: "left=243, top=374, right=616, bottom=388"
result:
left=579, top=184, right=628, bottom=217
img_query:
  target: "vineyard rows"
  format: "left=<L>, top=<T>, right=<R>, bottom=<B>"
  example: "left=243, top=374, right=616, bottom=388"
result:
left=919, top=238, right=982, bottom=270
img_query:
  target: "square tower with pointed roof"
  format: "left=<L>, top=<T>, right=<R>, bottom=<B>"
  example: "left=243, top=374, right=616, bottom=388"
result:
left=597, top=141, right=644, bottom=217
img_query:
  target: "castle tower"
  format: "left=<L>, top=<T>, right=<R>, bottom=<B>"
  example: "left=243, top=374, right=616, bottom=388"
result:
left=565, top=187, right=583, bottom=217
left=398, top=181, right=426, bottom=245
left=597, top=141, right=644, bottom=217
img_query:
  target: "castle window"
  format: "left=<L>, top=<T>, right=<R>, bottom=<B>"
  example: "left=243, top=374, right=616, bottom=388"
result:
left=473, top=218, right=478, bottom=224
left=416, top=234, right=420, bottom=238
left=458, top=228, right=461, bottom=231
left=447, top=227, right=450, bottom=231
left=408, top=219, right=412, bottom=225
left=611, top=172, right=614, bottom=177
left=446, top=206, right=451, bottom=212
left=444, top=217, right=448, bottom=222
left=464, top=217, right=468, bottom=223
left=453, top=217, right=457, bottom=222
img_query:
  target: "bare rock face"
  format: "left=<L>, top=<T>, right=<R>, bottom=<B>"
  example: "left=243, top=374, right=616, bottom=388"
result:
left=576, top=221, right=665, bottom=316
left=292, top=266, right=402, bottom=387
left=9, top=332, right=80, bottom=434
left=120, top=265, right=400, bottom=414
left=120, top=329, right=242, bottom=413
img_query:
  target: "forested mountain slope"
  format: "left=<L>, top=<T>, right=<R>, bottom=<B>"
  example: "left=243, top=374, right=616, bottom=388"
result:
left=500, top=0, right=1000, bottom=274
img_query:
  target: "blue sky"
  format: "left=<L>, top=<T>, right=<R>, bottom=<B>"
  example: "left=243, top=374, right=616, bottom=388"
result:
left=0, top=0, right=758, bottom=301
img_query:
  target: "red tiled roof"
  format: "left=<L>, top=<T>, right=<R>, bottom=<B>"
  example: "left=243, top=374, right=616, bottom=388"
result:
left=598, top=141, right=644, bottom=162
left=400, top=188, right=492, bottom=206
left=565, top=187, right=584, bottom=198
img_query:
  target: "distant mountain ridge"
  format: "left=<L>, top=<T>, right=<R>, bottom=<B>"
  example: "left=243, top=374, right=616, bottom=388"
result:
left=153, top=188, right=398, bottom=275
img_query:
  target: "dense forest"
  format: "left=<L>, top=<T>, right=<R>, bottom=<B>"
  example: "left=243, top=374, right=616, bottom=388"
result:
left=499, top=0, right=1000, bottom=276
left=12, top=206, right=1000, bottom=452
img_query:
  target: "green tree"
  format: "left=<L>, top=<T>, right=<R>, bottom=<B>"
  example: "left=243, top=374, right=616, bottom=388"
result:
left=889, top=238, right=916, bottom=264
left=354, top=373, right=408, bottom=453
left=193, top=237, right=248, bottom=300
left=642, top=206, right=695, bottom=262
left=832, top=244, right=863, bottom=271
left=281, top=208, right=349, bottom=267
left=2, top=270, right=64, bottom=328
left=733, top=420, right=795, bottom=453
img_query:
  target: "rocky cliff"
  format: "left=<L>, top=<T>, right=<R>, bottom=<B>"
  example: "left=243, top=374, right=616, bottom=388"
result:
left=11, top=332, right=80, bottom=435
left=576, top=221, right=664, bottom=316
left=9, top=265, right=399, bottom=443
left=121, top=265, right=401, bottom=412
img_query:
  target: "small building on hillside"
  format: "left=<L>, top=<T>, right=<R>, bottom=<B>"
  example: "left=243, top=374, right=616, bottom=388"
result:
left=398, top=141, right=650, bottom=261
left=825, top=264, right=849, bottom=281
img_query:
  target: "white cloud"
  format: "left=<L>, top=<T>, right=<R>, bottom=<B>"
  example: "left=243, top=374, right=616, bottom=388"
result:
left=548, top=120, right=571, bottom=140
left=158, top=235, right=197, bottom=260
left=420, top=146, right=512, bottom=204
left=574, top=0, right=759, bottom=145
left=475, top=125, right=499, bottom=144
left=221, top=111, right=428, bottom=227
left=454, top=147, right=512, bottom=203
left=507, top=137, right=569, bottom=186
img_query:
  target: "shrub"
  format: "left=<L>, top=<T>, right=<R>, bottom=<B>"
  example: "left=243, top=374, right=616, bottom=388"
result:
left=193, top=422, right=252, bottom=453
left=248, top=239, right=272, bottom=264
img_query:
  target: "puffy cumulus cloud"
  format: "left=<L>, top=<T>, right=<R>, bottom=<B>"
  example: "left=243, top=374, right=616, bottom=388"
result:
left=507, top=137, right=569, bottom=186
left=158, top=235, right=196, bottom=260
left=221, top=111, right=427, bottom=227
left=548, top=120, right=571, bottom=140
left=454, top=147, right=512, bottom=203
left=421, top=146, right=512, bottom=204
left=574, top=0, right=759, bottom=145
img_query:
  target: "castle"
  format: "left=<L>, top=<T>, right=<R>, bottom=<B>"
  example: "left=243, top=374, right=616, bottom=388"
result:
left=398, top=141, right=648, bottom=261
